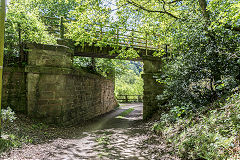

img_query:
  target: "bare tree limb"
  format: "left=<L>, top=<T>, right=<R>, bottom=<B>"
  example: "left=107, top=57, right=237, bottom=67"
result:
left=167, top=0, right=182, bottom=4
left=126, top=0, right=180, bottom=19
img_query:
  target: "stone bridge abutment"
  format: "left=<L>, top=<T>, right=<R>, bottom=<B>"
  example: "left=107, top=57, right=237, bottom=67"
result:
left=3, top=43, right=118, bottom=125
left=2, top=43, right=163, bottom=124
left=142, top=56, right=163, bottom=120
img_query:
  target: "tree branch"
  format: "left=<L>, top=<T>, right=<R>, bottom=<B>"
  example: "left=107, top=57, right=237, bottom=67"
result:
left=126, top=0, right=180, bottom=19
left=167, top=0, right=182, bottom=4
left=198, top=0, right=209, bottom=20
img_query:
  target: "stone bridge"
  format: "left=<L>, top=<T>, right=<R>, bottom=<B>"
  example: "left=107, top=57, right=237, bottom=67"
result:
left=2, top=41, right=163, bottom=124
left=59, top=39, right=164, bottom=120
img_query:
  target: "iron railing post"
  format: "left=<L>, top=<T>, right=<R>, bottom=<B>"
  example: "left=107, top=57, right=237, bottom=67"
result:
left=116, top=28, right=119, bottom=45
left=18, top=23, right=24, bottom=63
left=131, top=29, right=134, bottom=47
left=125, top=95, right=128, bottom=103
left=60, top=16, right=64, bottom=39
left=145, top=32, right=148, bottom=55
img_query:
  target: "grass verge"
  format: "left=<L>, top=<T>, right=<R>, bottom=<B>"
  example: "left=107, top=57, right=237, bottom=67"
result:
left=116, top=108, right=134, bottom=119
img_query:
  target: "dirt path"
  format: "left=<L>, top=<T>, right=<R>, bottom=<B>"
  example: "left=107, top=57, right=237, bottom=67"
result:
left=1, top=103, right=178, bottom=160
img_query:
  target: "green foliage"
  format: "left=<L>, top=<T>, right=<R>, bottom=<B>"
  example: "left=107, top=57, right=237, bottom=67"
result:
left=73, top=57, right=92, bottom=68
left=31, top=123, right=48, bottom=130
left=95, top=58, right=129, bottom=77
left=73, top=57, right=130, bottom=77
left=30, top=0, right=77, bottom=18
left=4, top=0, right=81, bottom=65
left=4, top=0, right=58, bottom=65
left=0, top=108, right=23, bottom=153
left=115, top=70, right=143, bottom=95
left=1, top=107, right=16, bottom=123
left=96, top=134, right=110, bottom=145
left=6, top=0, right=56, bottom=44
left=66, top=0, right=113, bottom=46
left=153, top=89, right=240, bottom=159
left=157, top=14, right=240, bottom=113
left=0, top=139, right=13, bottom=153
left=208, top=0, right=240, bottom=30
left=115, top=61, right=143, bottom=97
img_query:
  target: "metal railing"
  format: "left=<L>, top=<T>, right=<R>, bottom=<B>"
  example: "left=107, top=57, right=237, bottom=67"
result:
left=3, top=16, right=168, bottom=66
left=41, top=16, right=167, bottom=52
left=117, top=95, right=143, bottom=103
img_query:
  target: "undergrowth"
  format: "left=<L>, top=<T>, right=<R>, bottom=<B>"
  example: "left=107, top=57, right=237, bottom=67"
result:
left=153, top=88, right=240, bottom=160
left=0, top=108, right=51, bottom=155
left=0, top=107, right=18, bottom=153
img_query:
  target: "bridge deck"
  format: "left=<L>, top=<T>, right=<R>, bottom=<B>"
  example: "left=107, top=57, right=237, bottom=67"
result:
left=58, top=39, right=156, bottom=61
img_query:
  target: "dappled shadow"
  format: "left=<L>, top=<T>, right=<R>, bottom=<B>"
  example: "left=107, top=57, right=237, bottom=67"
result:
left=47, top=103, right=146, bottom=160
left=1, top=103, right=179, bottom=160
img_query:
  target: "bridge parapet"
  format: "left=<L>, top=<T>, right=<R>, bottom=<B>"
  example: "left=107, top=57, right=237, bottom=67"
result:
left=41, top=16, right=170, bottom=61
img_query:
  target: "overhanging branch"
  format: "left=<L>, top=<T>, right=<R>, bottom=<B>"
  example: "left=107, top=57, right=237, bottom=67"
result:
left=126, top=0, right=180, bottom=19
left=166, top=0, right=182, bottom=4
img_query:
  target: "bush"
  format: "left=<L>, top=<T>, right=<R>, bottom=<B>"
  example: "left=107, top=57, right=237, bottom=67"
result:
left=157, top=27, right=240, bottom=117
left=0, top=139, right=14, bottom=153
left=0, top=107, right=17, bottom=154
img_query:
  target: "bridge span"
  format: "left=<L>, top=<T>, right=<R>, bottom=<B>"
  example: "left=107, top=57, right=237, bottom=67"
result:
left=2, top=17, right=165, bottom=124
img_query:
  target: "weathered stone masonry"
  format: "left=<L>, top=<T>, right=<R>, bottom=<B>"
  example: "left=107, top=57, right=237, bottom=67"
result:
left=2, top=43, right=164, bottom=122
left=142, top=56, right=163, bottom=120
left=2, top=43, right=118, bottom=125
left=2, top=67, right=27, bottom=112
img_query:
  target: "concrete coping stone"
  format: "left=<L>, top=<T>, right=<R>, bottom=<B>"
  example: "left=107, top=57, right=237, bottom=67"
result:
left=25, top=66, right=108, bottom=80
left=26, top=43, right=74, bottom=53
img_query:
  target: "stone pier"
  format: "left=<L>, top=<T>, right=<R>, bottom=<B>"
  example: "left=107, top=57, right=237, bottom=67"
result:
left=142, top=56, right=163, bottom=120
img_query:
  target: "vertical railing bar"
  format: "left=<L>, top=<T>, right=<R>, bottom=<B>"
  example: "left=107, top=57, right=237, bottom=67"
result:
left=100, top=25, right=103, bottom=50
left=145, top=32, right=148, bottom=55
left=60, top=16, right=64, bottom=39
left=131, top=28, right=134, bottom=47
left=117, top=28, right=119, bottom=46
left=165, top=44, right=168, bottom=55
left=18, top=23, right=24, bottom=63
left=100, top=25, right=103, bottom=41
left=91, top=57, right=96, bottom=70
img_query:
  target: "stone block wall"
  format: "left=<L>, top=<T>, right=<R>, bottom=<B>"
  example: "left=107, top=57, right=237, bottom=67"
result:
left=26, top=43, right=118, bottom=124
left=142, top=56, right=163, bottom=120
left=2, top=67, right=27, bottom=112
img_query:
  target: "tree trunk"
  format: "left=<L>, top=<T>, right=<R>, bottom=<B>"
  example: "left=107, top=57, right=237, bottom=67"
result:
left=0, top=0, right=6, bottom=137
left=198, top=0, right=209, bottom=20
